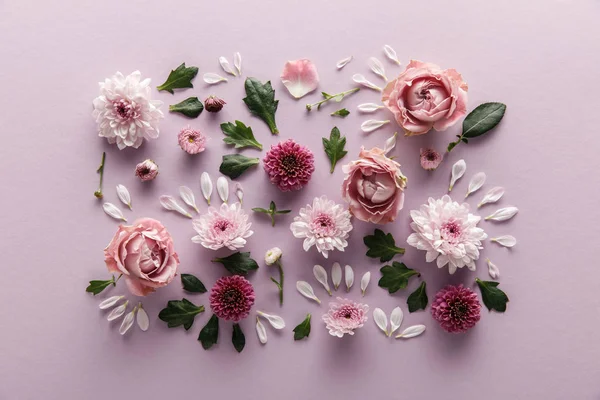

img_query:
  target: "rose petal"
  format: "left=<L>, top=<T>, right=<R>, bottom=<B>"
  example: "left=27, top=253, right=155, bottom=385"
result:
left=281, top=59, right=320, bottom=99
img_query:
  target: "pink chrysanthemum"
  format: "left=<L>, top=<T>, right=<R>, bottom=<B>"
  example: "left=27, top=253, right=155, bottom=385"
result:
left=322, top=298, right=369, bottom=337
left=135, top=159, right=159, bottom=181
left=263, top=139, right=315, bottom=192
left=420, top=148, right=443, bottom=170
left=209, top=275, right=255, bottom=322
left=178, top=126, right=207, bottom=154
left=192, top=203, right=253, bottom=250
left=290, top=196, right=353, bottom=258
left=431, top=285, right=481, bottom=333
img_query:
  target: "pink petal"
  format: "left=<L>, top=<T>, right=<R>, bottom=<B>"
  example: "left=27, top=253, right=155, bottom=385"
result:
left=280, top=59, right=319, bottom=99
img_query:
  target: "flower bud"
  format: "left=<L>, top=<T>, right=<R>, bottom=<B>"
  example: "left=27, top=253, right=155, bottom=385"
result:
left=204, top=96, right=226, bottom=113
left=265, top=247, right=283, bottom=265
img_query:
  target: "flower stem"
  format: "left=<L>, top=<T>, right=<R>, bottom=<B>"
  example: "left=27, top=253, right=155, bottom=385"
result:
left=94, top=152, right=106, bottom=199
left=306, top=88, right=360, bottom=111
left=269, top=260, right=284, bottom=306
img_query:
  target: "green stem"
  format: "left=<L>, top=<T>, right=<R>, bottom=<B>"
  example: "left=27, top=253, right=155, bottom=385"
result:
left=277, top=260, right=284, bottom=306
left=306, top=88, right=360, bottom=111
left=94, top=152, right=106, bottom=198
left=270, top=212, right=276, bottom=227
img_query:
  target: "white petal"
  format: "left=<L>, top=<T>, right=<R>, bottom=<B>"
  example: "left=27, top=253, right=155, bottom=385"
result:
left=383, top=44, right=402, bottom=65
left=200, top=172, right=213, bottom=205
left=486, top=258, right=500, bottom=279
left=159, top=195, right=193, bottom=218
left=296, top=281, right=321, bottom=304
left=99, top=295, right=124, bottom=310
left=352, top=74, right=382, bottom=91
left=396, top=324, right=426, bottom=339
left=107, top=301, right=128, bottom=321
left=383, top=132, right=397, bottom=155
left=116, top=184, right=132, bottom=210
left=389, top=307, right=403, bottom=335
left=360, top=272, right=371, bottom=296
left=361, top=119, right=390, bottom=133
left=449, top=159, right=467, bottom=191
left=179, top=186, right=199, bottom=213
left=217, top=176, right=229, bottom=203
left=357, top=103, right=383, bottom=113
left=344, top=265, right=354, bottom=292
left=336, top=56, right=353, bottom=69
left=234, top=182, right=243, bottom=205
left=103, top=203, right=127, bottom=222
left=257, top=311, right=286, bottom=329
left=367, top=57, right=387, bottom=81
left=478, top=187, right=505, bottom=208
left=331, top=262, right=342, bottom=290
left=219, top=56, right=237, bottom=76
left=234, top=52, right=242, bottom=75
left=485, top=207, right=519, bottom=222
left=256, top=317, right=267, bottom=344
left=465, top=172, right=486, bottom=198
left=313, top=265, right=331, bottom=295
left=491, top=235, right=517, bottom=247
left=136, top=304, right=149, bottom=331
left=203, top=73, right=228, bottom=84
left=373, top=308, right=388, bottom=336
left=119, top=309, right=136, bottom=335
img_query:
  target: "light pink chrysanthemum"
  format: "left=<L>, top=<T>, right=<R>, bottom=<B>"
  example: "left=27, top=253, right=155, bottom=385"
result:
left=407, top=195, right=487, bottom=274
left=431, top=285, right=481, bottom=333
left=178, top=126, right=207, bottom=154
left=209, top=275, right=255, bottom=322
left=263, top=139, right=315, bottom=192
left=420, top=148, right=443, bottom=170
left=322, top=298, right=369, bottom=337
left=92, top=71, right=164, bottom=150
left=192, top=203, right=253, bottom=250
left=290, top=196, right=353, bottom=258
left=135, top=159, right=159, bottom=181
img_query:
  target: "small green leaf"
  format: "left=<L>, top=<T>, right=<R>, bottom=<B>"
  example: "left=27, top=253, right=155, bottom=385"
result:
left=157, top=63, right=199, bottom=94
left=322, top=126, right=348, bottom=173
left=476, top=278, right=509, bottom=312
left=232, top=323, right=246, bottom=353
left=293, top=314, right=311, bottom=340
left=330, top=108, right=350, bottom=117
left=462, top=102, right=506, bottom=138
left=321, top=92, right=332, bottom=99
left=447, top=141, right=458, bottom=152
left=243, top=77, right=279, bottom=134
left=378, top=262, right=420, bottom=294
left=251, top=207, right=270, bottom=214
left=252, top=201, right=291, bottom=227
left=198, top=314, right=219, bottom=350
left=181, top=273, right=207, bottom=293
left=85, top=276, right=115, bottom=295
left=275, top=210, right=291, bottom=215
left=219, top=154, right=260, bottom=179
left=363, top=229, right=405, bottom=262
left=211, top=252, right=259, bottom=275
left=168, top=97, right=203, bottom=118
left=158, top=299, right=204, bottom=330
left=407, top=281, right=428, bottom=312
left=220, top=120, right=263, bottom=150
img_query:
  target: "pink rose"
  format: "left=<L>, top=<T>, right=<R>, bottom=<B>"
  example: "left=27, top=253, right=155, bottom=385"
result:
left=382, top=60, right=468, bottom=136
left=341, top=147, right=407, bottom=224
left=104, top=218, right=179, bottom=296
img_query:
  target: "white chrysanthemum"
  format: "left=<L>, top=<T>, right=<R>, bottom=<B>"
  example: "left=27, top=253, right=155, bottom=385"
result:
left=407, top=195, right=487, bottom=274
left=265, top=247, right=282, bottom=265
left=92, top=71, right=164, bottom=150
left=192, top=203, right=253, bottom=250
left=290, top=196, right=353, bottom=258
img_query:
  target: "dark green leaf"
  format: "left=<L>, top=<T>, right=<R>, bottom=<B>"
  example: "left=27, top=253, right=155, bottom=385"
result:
left=476, top=278, right=509, bottom=312
left=447, top=141, right=458, bottom=152
left=330, top=108, right=350, bottom=117
left=378, top=262, right=420, bottom=294
left=293, top=314, right=311, bottom=340
left=243, top=77, right=279, bottom=134
left=462, top=102, right=506, bottom=138
left=85, top=276, right=115, bottom=295
left=322, top=126, right=348, bottom=173
left=219, top=154, right=259, bottom=179
left=232, top=323, right=246, bottom=353
left=158, top=299, right=204, bottom=330
left=198, top=314, right=219, bottom=349
left=157, top=63, right=199, bottom=94
left=220, top=120, right=263, bottom=150
left=407, top=281, right=428, bottom=312
left=211, top=252, right=259, bottom=275
left=181, top=273, right=207, bottom=293
left=364, top=229, right=405, bottom=262
left=168, top=97, right=203, bottom=118
left=275, top=210, right=291, bottom=214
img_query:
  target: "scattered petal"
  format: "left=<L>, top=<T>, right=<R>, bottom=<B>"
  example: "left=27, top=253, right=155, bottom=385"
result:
left=352, top=74, right=382, bottom=91
left=357, top=103, right=383, bottom=113
left=485, top=206, right=519, bottom=222
left=234, top=182, right=244, bottom=205
left=99, top=295, right=124, bottom=310
left=449, top=159, right=467, bottom=192
left=332, top=262, right=342, bottom=290
left=336, top=56, right=353, bottom=69
left=281, top=59, right=320, bottom=99
left=159, top=195, right=193, bottom=218
left=203, top=73, right=228, bottom=84
left=395, top=324, right=426, bottom=339
left=107, top=301, right=128, bottom=321
left=389, top=307, right=403, bottom=336
left=313, top=264, right=332, bottom=295
left=116, top=184, right=132, bottom=210
left=219, top=56, right=237, bottom=77
left=361, top=119, right=390, bottom=133
left=360, top=272, right=371, bottom=296
left=367, top=57, right=388, bottom=81
left=383, top=45, right=402, bottom=66
left=383, top=132, right=397, bottom=154
left=296, top=281, right=321, bottom=304
left=373, top=307, right=389, bottom=336
left=491, top=235, right=517, bottom=247
left=486, top=258, right=500, bottom=279
left=478, top=187, right=505, bottom=208
left=179, top=186, right=199, bottom=213
left=465, top=172, right=486, bottom=198
left=136, top=303, right=149, bottom=331
left=234, top=52, right=242, bottom=75
left=217, top=176, right=229, bottom=203
left=345, top=265, right=354, bottom=292
left=103, top=203, right=127, bottom=222
left=200, top=172, right=213, bottom=205
left=119, top=308, right=136, bottom=335
left=256, top=317, right=267, bottom=344
left=257, top=311, right=286, bottom=329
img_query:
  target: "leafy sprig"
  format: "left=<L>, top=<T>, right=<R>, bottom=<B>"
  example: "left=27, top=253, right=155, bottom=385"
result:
left=252, top=201, right=291, bottom=227
left=85, top=274, right=120, bottom=295
left=306, top=88, right=359, bottom=111
left=364, top=229, right=405, bottom=262
left=331, top=108, right=350, bottom=117
left=322, top=127, right=347, bottom=173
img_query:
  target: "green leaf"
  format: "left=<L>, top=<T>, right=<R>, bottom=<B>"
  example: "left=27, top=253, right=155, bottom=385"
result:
left=220, top=120, right=263, bottom=150
left=243, top=77, right=279, bottom=134
left=407, top=281, right=428, bottom=312
left=476, top=278, right=509, bottom=312
left=378, top=262, right=420, bottom=294
left=330, top=108, right=350, bottom=117
left=211, top=252, right=259, bottom=275
left=181, top=273, right=207, bottom=293
left=252, top=201, right=291, bottom=227
left=293, top=314, right=311, bottom=340
left=462, top=102, right=507, bottom=138
left=363, top=229, right=405, bottom=262
left=198, top=314, right=219, bottom=350
left=85, top=276, right=115, bottom=295
left=158, top=299, right=205, bottom=330
left=447, top=141, right=458, bottom=152
left=251, top=207, right=270, bottom=214
left=168, top=97, right=203, bottom=118
left=157, top=63, right=199, bottom=94
left=219, top=154, right=259, bottom=179
left=232, top=323, right=246, bottom=353
left=322, top=126, right=348, bottom=173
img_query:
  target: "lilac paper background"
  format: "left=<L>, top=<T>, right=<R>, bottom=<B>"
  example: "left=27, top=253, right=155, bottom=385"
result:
left=1, top=0, right=599, bottom=398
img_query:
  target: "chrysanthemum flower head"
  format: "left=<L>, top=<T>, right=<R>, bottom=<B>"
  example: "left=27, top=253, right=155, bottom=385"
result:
left=192, top=203, right=253, bottom=250
left=135, top=159, right=159, bottom=181
left=263, top=139, right=315, bottom=192
left=431, top=285, right=481, bottom=333
left=178, top=126, right=207, bottom=154
left=322, top=298, right=369, bottom=337
left=420, top=148, right=443, bottom=170
left=209, top=275, right=255, bottom=322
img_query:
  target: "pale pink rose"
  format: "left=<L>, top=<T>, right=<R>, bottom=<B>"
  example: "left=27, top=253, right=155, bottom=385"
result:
left=382, top=60, right=468, bottom=136
left=341, top=147, right=407, bottom=224
left=104, top=218, right=179, bottom=296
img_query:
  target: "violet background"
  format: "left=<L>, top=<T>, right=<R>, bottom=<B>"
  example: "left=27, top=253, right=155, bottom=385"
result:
left=1, top=0, right=598, bottom=398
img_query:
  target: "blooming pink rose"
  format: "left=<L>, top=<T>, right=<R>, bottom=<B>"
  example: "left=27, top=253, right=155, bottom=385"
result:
left=382, top=60, right=468, bottom=136
left=104, top=218, right=179, bottom=296
left=341, top=147, right=407, bottom=224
